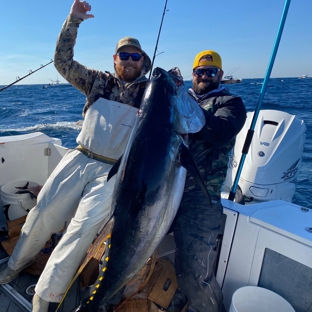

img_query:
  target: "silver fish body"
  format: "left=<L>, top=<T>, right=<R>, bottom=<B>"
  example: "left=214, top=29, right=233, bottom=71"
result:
left=75, top=67, right=203, bottom=311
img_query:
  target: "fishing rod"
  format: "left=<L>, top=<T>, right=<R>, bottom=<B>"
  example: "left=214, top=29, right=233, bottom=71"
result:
left=225, top=67, right=239, bottom=76
left=148, top=0, right=169, bottom=79
left=229, top=67, right=241, bottom=76
left=228, top=0, right=292, bottom=201
left=0, top=60, right=53, bottom=92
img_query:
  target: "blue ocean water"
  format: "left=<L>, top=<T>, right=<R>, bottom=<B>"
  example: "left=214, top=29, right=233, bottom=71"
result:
left=0, top=78, right=311, bottom=208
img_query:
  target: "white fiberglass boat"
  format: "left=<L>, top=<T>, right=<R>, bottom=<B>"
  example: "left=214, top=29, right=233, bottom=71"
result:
left=0, top=109, right=310, bottom=312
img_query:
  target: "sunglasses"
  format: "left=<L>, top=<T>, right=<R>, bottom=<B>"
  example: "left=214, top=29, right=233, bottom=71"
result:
left=193, top=68, right=220, bottom=78
left=117, top=52, right=143, bottom=61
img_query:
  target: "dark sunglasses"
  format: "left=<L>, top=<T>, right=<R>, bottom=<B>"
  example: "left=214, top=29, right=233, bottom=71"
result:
left=193, top=67, right=220, bottom=78
left=117, top=52, right=142, bottom=61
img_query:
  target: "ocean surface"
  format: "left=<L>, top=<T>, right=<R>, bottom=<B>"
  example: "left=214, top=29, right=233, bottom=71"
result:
left=0, top=78, right=311, bottom=208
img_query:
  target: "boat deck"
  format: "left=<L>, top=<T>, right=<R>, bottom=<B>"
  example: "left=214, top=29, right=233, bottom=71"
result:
left=0, top=286, right=26, bottom=312
left=0, top=244, right=81, bottom=312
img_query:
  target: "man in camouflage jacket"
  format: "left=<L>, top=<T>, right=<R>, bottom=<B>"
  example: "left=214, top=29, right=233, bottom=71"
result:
left=171, top=50, right=246, bottom=312
left=0, top=1, right=151, bottom=311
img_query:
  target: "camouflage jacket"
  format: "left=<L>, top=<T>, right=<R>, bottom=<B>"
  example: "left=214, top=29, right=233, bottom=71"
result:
left=184, top=88, right=246, bottom=197
left=54, top=15, right=151, bottom=116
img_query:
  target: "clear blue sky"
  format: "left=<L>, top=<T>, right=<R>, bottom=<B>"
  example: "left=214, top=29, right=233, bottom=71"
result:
left=1, top=0, right=312, bottom=85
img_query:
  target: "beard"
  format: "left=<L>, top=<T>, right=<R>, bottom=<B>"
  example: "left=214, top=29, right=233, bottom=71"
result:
left=115, top=65, right=141, bottom=83
left=192, top=79, right=220, bottom=95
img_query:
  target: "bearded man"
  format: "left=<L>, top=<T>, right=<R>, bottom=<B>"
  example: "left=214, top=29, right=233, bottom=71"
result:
left=0, top=0, right=151, bottom=311
left=170, top=50, right=246, bottom=312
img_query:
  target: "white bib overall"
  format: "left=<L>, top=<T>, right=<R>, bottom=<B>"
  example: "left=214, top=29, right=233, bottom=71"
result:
left=8, top=98, right=137, bottom=302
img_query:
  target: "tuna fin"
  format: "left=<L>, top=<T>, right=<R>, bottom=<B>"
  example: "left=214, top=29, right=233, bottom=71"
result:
left=179, top=144, right=212, bottom=204
left=107, top=157, right=122, bottom=181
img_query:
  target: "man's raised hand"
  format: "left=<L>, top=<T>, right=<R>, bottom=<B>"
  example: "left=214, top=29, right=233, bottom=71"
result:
left=70, top=0, right=94, bottom=20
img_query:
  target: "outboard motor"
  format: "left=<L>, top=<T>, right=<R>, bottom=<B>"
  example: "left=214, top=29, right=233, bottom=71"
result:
left=223, top=109, right=306, bottom=203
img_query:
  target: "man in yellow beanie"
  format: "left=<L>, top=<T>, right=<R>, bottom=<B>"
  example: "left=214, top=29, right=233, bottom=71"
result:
left=170, top=50, right=246, bottom=312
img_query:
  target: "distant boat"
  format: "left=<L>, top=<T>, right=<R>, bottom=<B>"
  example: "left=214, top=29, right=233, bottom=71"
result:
left=298, top=74, right=310, bottom=79
left=48, top=76, right=63, bottom=86
left=221, top=75, right=242, bottom=84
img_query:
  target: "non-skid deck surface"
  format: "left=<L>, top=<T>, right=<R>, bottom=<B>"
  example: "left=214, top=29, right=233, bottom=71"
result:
left=0, top=289, right=25, bottom=312
left=0, top=245, right=81, bottom=312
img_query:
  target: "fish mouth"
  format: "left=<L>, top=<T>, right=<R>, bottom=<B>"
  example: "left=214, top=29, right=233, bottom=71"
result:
left=152, top=67, right=167, bottom=78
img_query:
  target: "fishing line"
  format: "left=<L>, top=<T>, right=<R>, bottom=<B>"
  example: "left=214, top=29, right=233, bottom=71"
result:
left=225, top=66, right=241, bottom=77
left=228, top=0, right=292, bottom=201
left=148, top=0, right=169, bottom=79
left=0, top=60, right=53, bottom=92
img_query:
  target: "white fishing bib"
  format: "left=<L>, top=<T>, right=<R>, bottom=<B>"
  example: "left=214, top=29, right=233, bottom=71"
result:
left=77, top=98, right=138, bottom=159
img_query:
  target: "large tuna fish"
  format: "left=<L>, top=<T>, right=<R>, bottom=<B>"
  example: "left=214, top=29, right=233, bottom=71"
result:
left=73, top=67, right=206, bottom=311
